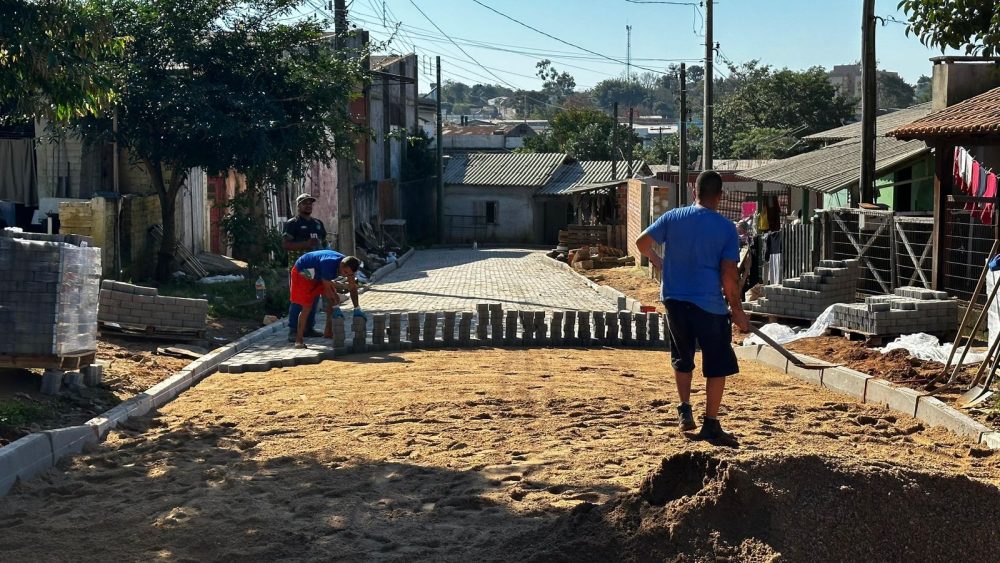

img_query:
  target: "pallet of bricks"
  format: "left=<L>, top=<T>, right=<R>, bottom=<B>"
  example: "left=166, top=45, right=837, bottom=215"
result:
left=0, top=231, right=101, bottom=369
left=98, top=281, right=208, bottom=339
left=557, top=225, right=608, bottom=249
left=745, top=259, right=861, bottom=320
left=830, top=286, right=957, bottom=338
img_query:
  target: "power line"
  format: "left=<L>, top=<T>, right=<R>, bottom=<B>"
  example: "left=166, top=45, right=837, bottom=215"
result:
left=469, top=0, right=668, bottom=74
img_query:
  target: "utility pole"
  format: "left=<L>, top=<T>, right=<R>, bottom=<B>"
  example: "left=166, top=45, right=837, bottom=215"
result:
left=679, top=63, right=688, bottom=207
left=436, top=56, right=444, bottom=242
left=858, top=0, right=877, bottom=206
left=611, top=102, right=619, bottom=181
left=627, top=107, right=634, bottom=178
left=626, top=25, right=632, bottom=83
left=703, top=0, right=714, bottom=172
left=334, top=0, right=355, bottom=256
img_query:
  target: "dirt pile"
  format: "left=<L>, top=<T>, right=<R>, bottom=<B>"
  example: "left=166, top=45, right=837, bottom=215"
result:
left=505, top=451, right=1000, bottom=562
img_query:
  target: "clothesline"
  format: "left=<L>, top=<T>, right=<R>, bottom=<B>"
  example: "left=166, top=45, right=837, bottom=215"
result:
left=953, top=146, right=997, bottom=225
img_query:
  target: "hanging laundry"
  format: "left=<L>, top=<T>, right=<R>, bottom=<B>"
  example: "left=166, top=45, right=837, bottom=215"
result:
left=981, top=172, right=997, bottom=225
left=967, top=160, right=982, bottom=211
left=954, top=147, right=965, bottom=194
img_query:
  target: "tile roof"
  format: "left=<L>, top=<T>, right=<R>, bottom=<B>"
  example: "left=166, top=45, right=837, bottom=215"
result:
left=804, top=102, right=933, bottom=142
left=889, top=87, right=1000, bottom=140
left=737, top=136, right=930, bottom=194
left=538, top=160, right=649, bottom=195
left=443, top=152, right=569, bottom=187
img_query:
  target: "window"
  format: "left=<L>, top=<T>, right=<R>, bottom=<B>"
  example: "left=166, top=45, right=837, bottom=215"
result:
left=474, top=200, right=499, bottom=225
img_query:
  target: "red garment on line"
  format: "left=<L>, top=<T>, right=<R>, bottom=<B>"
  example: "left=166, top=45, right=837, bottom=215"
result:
left=981, top=173, right=997, bottom=225
left=967, top=161, right=982, bottom=211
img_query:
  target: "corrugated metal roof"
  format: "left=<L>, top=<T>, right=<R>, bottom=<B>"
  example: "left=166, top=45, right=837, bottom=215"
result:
left=736, top=136, right=930, bottom=194
left=890, top=87, right=1000, bottom=139
left=538, top=160, right=649, bottom=195
left=804, top=102, right=933, bottom=142
left=443, top=152, right=569, bottom=187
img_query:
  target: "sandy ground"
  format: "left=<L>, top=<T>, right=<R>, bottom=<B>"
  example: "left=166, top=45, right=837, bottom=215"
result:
left=2, top=348, right=999, bottom=561
left=585, top=267, right=664, bottom=313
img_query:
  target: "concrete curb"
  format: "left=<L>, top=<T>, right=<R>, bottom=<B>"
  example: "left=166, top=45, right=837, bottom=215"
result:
left=0, top=318, right=285, bottom=497
left=743, top=343, right=999, bottom=449
left=543, top=255, right=642, bottom=312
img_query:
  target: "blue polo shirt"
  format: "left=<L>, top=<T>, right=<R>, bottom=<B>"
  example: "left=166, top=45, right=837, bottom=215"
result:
left=294, top=250, right=345, bottom=282
left=643, top=205, right=739, bottom=316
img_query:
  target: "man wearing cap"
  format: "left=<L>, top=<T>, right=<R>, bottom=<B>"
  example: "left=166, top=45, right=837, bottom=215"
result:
left=283, top=194, right=328, bottom=341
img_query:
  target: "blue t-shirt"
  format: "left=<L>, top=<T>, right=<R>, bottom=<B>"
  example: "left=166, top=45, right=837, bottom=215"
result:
left=294, top=250, right=345, bottom=282
left=643, top=205, right=739, bottom=316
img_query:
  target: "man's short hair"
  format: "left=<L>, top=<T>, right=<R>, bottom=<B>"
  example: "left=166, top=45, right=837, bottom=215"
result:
left=342, top=256, right=361, bottom=273
left=696, top=170, right=724, bottom=201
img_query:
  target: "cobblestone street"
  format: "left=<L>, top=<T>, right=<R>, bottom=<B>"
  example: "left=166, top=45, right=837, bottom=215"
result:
left=357, top=248, right=617, bottom=313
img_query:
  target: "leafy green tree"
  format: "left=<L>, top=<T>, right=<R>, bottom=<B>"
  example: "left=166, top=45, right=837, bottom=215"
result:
left=80, top=0, right=366, bottom=279
left=591, top=78, right=649, bottom=111
left=899, top=0, right=1000, bottom=55
left=535, top=59, right=576, bottom=100
left=914, top=74, right=932, bottom=103
left=639, top=124, right=701, bottom=167
left=877, top=71, right=915, bottom=109
left=713, top=61, right=854, bottom=159
left=729, top=127, right=799, bottom=159
left=518, top=107, right=639, bottom=161
left=0, top=0, right=123, bottom=123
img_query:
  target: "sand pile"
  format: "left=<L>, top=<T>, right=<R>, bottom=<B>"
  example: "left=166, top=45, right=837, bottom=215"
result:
left=505, top=451, right=1000, bottom=562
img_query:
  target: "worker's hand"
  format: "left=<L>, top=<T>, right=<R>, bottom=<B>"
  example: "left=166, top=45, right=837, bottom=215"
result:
left=731, top=308, right=751, bottom=333
left=331, top=308, right=345, bottom=319
left=353, top=307, right=367, bottom=320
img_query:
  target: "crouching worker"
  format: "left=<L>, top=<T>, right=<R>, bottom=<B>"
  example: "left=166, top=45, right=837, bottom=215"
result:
left=289, top=250, right=363, bottom=348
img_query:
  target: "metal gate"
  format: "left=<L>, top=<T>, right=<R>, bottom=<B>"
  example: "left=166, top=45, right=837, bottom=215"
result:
left=893, top=215, right=934, bottom=289
left=828, top=208, right=894, bottom=295
left=780, top=222, right=818, bottom=280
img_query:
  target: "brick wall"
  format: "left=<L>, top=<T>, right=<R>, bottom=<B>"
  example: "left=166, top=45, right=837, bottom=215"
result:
left=98, top=280, right=207, bottom=331
left=59, top=198, right=117, bottom=277
left=625, top=179, right=652, bottom=263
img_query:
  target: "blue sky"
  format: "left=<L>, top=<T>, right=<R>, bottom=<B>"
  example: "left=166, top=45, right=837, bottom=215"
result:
left=315, top=0, right=955, bottom=92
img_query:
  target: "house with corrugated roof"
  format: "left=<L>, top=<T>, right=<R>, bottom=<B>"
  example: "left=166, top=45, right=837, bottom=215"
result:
left=440, top=123, right=536, bottom=153
left=442, top=152, right=649, bottom=244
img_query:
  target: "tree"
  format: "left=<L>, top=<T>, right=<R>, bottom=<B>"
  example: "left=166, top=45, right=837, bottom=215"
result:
left=0, top=0, right=123, bottom=123
left=899, top=0, right=1000, bottom=55
left=639, top=125, right=701, bottom=166
left=518, top=107, right=639, bottom=161
left=713, top=61, right=855, bottom=159
left=914, top=74, right=932, bottom=103
left=591, top=78, right=648, bottom=111
left=729, top=127, right=799, bottom=159
left=80, top=0, right=367, bottom=279
left=877, top=71, right=915, bottom=109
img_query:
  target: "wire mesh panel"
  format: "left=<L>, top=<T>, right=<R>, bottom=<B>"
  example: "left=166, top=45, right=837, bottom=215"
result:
left=943, top=201, right=997, bottom=305
left=893, top=216, right=934, bottom=289
left=827, top=208, right=894, bottom=295
left=444, top=215, right=486, bottom=244
left=780, top=222, right=817, bottom=280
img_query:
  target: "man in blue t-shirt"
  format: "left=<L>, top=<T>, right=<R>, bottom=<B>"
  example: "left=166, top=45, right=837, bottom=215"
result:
left=635, top=170, right=750, bottom=446
left=289, top=250, right=364, bottom=348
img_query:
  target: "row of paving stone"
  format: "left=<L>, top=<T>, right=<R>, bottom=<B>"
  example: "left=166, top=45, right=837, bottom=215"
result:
left=218, top=304, right=667, bottom=373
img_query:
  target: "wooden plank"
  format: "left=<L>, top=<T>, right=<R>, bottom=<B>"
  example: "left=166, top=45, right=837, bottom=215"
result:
left=894, top=220, right=931, bottom=288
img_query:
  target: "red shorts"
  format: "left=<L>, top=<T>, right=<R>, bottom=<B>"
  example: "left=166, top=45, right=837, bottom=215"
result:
left=290, top=266, right=324, bottom=306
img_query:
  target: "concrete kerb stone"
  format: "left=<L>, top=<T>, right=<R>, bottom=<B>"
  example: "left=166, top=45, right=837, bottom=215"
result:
left=396, top=248, right=416, bottom=268
left=370, top=262, right=397, bottom=283
left=914, top=395, right=992, bottom=441
left=0, top=314, right=287, bottom=497
left=0, top=434, right=53, bottom=495
left=733, top=344, right=761, bottom=361
left=43, top=425, right=98, bottom=460
left=746, top=344, right=998, bottom=448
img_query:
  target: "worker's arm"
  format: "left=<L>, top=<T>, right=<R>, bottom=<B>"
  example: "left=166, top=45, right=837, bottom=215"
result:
left=346, top=275, right=360, bottom=308
left=635, top=232, right=663, bottom=270
left=320, top=280, right=341, bottom=305
left=721, top=259, right=750, bottom=332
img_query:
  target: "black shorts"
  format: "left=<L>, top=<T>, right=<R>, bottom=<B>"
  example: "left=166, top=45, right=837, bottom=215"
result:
left=664, top=299, right=739, bottom=378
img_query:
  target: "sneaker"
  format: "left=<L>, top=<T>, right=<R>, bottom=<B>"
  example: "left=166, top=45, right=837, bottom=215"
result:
left=303, top=329, right=324, bottom=338
left=697, top=418, right=739, bottom=447
left=677, top=403, right=696, bottom=431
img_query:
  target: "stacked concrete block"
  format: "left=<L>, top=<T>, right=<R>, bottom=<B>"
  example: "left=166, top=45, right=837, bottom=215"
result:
left=563, top=311, right=577, bottom=345
left=489, top=304, right=504, bottom=346
left=329, top=315, right=346, bottom=348
left=406, top=313, right=421, bottom=347
left=577, top=311, right=591, bottom=343
left=476, top=304, right=489, bottom=340
left=550, top=311, right=564, bottom=345
left=830, top=286, right=958, bottom=336
left=519, top=311, right=534, bottom=346
left=423, top=312, right=438, bottom=347
left=82, top=363, right=104, bottom=386
left=605, top=312, right=619, bottom=346
left=593, top=311, right=606, bottom=341
left=388, top=313, right=402, bottom=350
left=534, top=311, right=547, bottom=345
left=749, top=259, right=861, bottom=319
left=458, top=312, right=473, bottom=344
left=98, top=280, right=207, bottom=333
left=504, top=310, right=518, bottom=344
left=635, top=313, right=648, bottom=346
left=442, top=312, right=456, bottom=346
left=371, top=314, right=387, bottom=351
left=619, top=312, right=633, bottom=345
left=0, top=233, right=101, bottom=357
left=352, top=317, right=367, bottom=353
